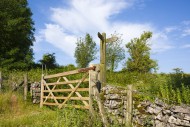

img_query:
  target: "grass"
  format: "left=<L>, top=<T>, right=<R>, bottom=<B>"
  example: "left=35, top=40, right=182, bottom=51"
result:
left=0, top=92, right=104, bottom=127
left=0, top=106, right=55, bottom=127
left=107, top=71, right=190, bottom=105
left=0, top=92, right=126, bottom=127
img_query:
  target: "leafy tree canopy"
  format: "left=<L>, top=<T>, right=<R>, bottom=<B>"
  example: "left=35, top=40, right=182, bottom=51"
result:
left=74, top=33, right=97, bottom=68
left=126, top=31, right=158, bottom=73
left=106, top=32, right=125, bottom=72
left=173, top=68, right=183, bottom=74
left=0, top=0, right=35, bottom=70
left=39, top=53, right=58, bottom=69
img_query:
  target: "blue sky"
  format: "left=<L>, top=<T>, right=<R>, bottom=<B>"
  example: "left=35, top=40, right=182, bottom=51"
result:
left=28, top=0, right=190, bottom=73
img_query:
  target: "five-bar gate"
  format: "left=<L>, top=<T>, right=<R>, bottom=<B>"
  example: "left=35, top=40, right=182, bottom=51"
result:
left=40, top=66, right=96, bottom=109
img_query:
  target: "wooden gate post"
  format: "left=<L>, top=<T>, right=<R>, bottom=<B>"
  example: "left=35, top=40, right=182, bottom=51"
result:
left=89, top=64, right=109, bottom=127
left=24, top=74, right=28, bottom=101
left=89, top=64, right=98, bottom=117
left=126, top=85, right=133, bottom=126
left=40, top=74, right=44, bottom=108
left=0, top=71, right=2, bottom=92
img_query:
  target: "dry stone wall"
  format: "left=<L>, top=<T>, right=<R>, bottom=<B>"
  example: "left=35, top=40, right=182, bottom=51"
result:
left=102, top=85, right=128, bottom=124
left=30, top=82, right=40, bottom=103
left=134, top=99, right=190, bottom=127
left=102, top=85, right=190, bottom=127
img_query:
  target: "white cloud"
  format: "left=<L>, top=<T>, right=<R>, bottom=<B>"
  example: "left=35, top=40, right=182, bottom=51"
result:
left=41, top=24, right=77, bottom=57
left=36, top=0, right=173, bottom=59
left=182, top=20, right=190, bottom=25
left=182, top=28, right=190, bottom=36
left=150, top=32, right=174, bottom=53
left=49, top=0, right=128, bottom=35
left=181, top=44, right=190, bottom=48
left=164, top=26, right=178, bottom=33
left=110, top=22, right=153, bottom=45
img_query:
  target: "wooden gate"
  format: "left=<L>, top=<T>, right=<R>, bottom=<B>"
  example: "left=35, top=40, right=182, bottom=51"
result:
left=40, top=66, right=96, bottom=109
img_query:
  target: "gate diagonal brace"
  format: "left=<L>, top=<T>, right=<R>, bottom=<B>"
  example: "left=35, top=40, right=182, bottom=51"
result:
left=43, top=80, right=59, bottom=106
left=58, top=72, right=89, bottom=109
left=44, top=77, right=61, bottom=103
left=63, top=77, right=89, bottom=106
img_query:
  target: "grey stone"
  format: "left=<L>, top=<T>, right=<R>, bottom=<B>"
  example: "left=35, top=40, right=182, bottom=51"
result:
left=155, top=112, right=163, bottom=120
left=168, top=116, right=177, bottom=124
left=141, top=100, right=151, bottom=107
left=155, top=98, right=165, bottom=107
left=123, top=101, right=127, bottom=108
left=120, top=90, right=127, bottom=94
left=184, top=114, right=190, bottom=121
left=108, top=100, right=123, bottom=109
left=178, top=119, right=190, bottom=126
left=163, top=110, right=171, bottom=115
left=175, top=118, right=183, bottom=125
left=137, top=104, right=142, bottom=108
left=173, top=113, right=185, bottom=120
left=153, top=106, right=162, bottom=115
left=146, top=106, right=155, bottom=114
left=104, top=100, right=110, bottom=106
left=146, top=105, right=162, bottom=115
left=155, top=120, right=166, bottom=127
left=168, top=117, right=190, bottom=126
left=112, top=109, right=120, bottom=115
left=162, top=115, right=170, bottom=123
left=136, top=118, right=143, bottom=125
left=107, top=94, right=121, bottom=100
left=167, top=123, right=181, bottom=127
left=121, top=96, right=127, bottom=100
left=172, top=106, right=190, bottom=114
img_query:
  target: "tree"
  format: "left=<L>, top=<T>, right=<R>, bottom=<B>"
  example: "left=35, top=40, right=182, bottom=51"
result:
left=126, top=31, right=157, bottom=73
left=106, top=32, right=125, bottom=72
left=39, top=53, right=58, bottom=69
left=0, top=0, right=35, bottom=70
left=74, top=33, right=97, bottom=68
left=173, top=68, right=183, bottom=74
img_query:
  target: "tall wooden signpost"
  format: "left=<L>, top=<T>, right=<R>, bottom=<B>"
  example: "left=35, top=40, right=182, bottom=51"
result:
left=98, top=32, right=118, bottom=87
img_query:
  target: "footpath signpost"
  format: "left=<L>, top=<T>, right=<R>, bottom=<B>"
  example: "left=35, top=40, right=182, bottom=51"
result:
left=98, top=32, right=118, bottom=87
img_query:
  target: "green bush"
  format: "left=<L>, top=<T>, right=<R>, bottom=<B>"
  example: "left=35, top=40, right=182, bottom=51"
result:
left=107, top=71, right=190, bottom=104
